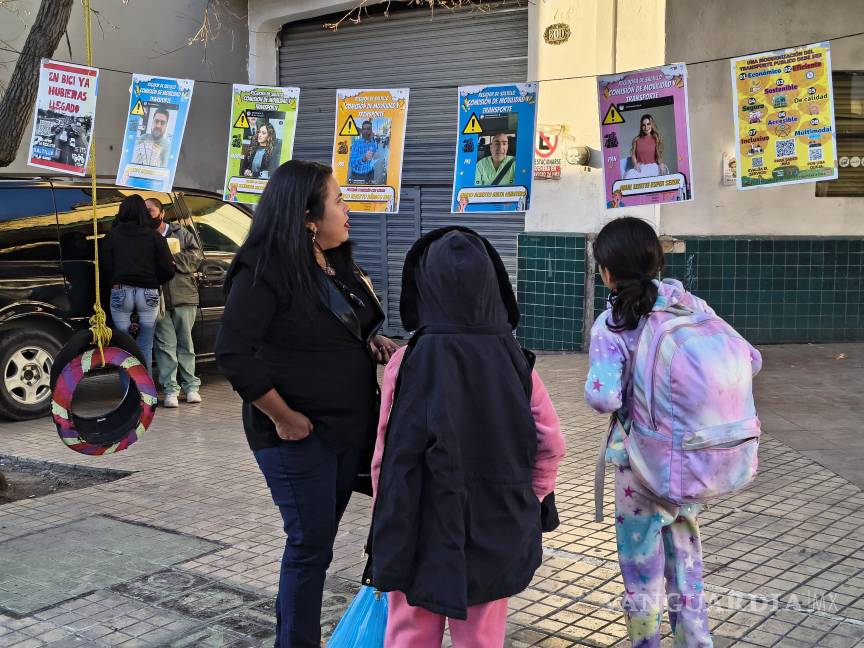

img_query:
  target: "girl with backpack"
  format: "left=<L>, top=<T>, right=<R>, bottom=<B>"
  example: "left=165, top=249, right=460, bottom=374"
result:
left=585, top=217, right=762, bottom=648
left=368, top=227, right=566, bottom=647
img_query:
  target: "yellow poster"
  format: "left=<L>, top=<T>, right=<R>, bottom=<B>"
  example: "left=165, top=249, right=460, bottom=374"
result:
left=331, top=89, right=409, bottom=213
left=730, top=41, right=837, bottom=189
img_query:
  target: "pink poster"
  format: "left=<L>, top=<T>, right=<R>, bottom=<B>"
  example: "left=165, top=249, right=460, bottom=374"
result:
left=598, top=63, right=694, bottom=208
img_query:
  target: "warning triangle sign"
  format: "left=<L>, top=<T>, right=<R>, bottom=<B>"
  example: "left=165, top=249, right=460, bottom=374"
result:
left=463, top=113, right=483, bottom=135
left=233, top=111, right=250, bottom=129
left=339, top=115, right=359, bottom=137
left=131, top=99, right=145, bottom=117
left=602, top=104, right=625, bottom=125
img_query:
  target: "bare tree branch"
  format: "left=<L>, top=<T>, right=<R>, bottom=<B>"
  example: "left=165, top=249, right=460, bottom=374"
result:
left=0, top=0, right=75, bottom=167
left=89, top=7, right=120, bottom=40
left=324, top=0, right=503, bottom=30
left=148, top=0, right=245, bottom=64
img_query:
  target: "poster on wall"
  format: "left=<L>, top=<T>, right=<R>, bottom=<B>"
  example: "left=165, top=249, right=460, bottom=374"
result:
left=534, top=124, right=563, bottom=180
left=730, top=41, right=837, bottom=190
left=223, top=84, right=299, bottom=204
left=451, top=83, right=538, bottom=213
left=331, top=89, right=409, bottom=213
left=116, top=74, right=194, bottom=192
left=722, top=151, right=737, bottom=186
left=27, top=60, right=99, bottom=176
left=598, top=63, right=694, bottom=209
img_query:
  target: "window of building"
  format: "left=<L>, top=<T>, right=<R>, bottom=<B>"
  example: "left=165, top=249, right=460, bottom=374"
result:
left=182, top=195, right=251, bottom=253
left=816, top=71, right=864, bottom=197
left=0, top=188, right=61, bottom=262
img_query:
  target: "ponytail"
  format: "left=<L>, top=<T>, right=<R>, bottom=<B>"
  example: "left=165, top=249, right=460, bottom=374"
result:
left=609, top=277, right=658, bottom=332
left=593, top=217, right=665, bottom=331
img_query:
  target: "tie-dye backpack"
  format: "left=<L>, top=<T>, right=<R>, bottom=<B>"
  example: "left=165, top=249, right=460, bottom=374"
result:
left=623, top=305, right=761, bottom=505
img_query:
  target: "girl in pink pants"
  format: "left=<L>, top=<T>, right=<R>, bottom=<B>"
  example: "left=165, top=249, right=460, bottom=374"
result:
left=368, top=227, right=565, bottom=648
left=372, top=347, right=564, bottom=647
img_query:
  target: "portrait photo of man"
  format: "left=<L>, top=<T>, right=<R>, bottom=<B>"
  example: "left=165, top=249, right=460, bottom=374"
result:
left=349, top=119, right=379, bottom=184
left=132, top=107, right=172, bottom=168
left=475, top=132, right=516, bottom=186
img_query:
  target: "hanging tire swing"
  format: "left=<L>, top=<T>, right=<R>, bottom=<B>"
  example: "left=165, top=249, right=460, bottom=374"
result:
left=47, top=1, right=158, bottom=456
left=50, top=330, right=158, bottom=455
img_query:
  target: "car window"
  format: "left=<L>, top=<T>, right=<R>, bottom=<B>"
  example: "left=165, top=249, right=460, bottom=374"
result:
left=0, top=187, right=60, bottom=262
left=182, top=195, right=251, bottom=253
left=54, top=188, right=176, bottom=261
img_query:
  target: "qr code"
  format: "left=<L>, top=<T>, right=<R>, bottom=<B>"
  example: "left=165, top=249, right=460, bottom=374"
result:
left=752, top=156, right=763, bottom=168
left=776, top=139, right=795, bottom=158
left=809, top=145, right=823, bottom=162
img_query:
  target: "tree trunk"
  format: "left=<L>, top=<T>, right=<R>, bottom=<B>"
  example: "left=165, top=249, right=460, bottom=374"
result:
left=0, top=0, right=75, bottom=167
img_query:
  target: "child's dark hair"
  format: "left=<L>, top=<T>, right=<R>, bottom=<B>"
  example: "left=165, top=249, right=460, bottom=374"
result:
left=594, top=217, right=665, bottom=331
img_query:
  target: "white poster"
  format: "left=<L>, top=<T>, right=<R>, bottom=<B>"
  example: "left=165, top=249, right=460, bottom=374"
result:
left=27, top=59, right=99, bottom=176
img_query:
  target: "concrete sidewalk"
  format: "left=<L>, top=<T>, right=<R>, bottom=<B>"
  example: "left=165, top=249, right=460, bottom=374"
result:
left=0, top=344, right=862, bottom=647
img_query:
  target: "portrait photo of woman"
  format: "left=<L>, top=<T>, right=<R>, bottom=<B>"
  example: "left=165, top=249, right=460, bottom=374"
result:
left=624, top=113, right=669, bottom=179
left=240, top=122, right=280, bottom=179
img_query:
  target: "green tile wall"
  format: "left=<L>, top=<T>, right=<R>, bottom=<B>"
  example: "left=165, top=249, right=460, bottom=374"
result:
left=589, top=238, right=863, bottom=344
left=516, top=234, right=584, bottom=350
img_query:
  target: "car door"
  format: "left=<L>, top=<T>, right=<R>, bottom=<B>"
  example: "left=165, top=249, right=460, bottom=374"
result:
left=175, top=193, right=251, bottom=358
left=0, top=185, right=66, bottom=419
left=0, top=185, right=65, bottom=313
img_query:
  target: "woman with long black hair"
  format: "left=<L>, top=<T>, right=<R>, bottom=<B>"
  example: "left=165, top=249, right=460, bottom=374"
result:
left=103, top=194, right=175, bottom=376
left=216, top=160, right=396, bottom=648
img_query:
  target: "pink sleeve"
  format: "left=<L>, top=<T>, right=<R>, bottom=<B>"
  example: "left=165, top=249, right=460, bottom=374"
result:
left=371, top=345, right=407, bottom=501
left=531, top=370, right=565, bottom=501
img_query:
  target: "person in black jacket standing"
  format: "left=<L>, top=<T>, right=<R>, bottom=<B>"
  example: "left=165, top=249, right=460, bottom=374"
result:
left=216, top=160, right=396, bottom=648
left=103, top=194, right=175, bottom=376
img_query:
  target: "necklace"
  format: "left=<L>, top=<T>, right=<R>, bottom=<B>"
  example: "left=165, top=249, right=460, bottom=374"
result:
left=328, top=273, right=366, bottom=309
left=314, top=243, right=336, bottom=276
left=314, top=243, right=365, bottom=307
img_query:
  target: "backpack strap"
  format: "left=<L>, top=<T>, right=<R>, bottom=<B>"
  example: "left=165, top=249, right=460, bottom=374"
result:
left=653, top=303, right=693, bottom=317
left=594, top=414, right=629, bottom=521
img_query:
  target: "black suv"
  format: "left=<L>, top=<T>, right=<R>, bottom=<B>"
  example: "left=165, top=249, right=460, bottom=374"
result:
left=0, top=176, right=252, bottom=420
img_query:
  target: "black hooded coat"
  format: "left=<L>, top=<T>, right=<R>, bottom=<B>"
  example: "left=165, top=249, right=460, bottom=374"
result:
left=369, top=227, right=543, bottom=619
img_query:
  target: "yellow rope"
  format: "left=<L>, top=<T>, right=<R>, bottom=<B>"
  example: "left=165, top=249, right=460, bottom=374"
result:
left=82, top=0, right=111, bottom=361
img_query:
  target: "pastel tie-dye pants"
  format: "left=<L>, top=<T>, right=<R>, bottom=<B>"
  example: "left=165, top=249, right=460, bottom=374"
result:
left=615, top=465, right=713, bottom=647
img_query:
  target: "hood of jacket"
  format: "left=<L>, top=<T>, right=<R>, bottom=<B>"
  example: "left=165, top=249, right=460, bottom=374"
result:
left=400, top=226, right=519, bottom=332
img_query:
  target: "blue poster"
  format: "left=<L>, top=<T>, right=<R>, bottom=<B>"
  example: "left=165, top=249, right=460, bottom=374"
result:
left=451, top=83, right=538, bottom=213
left=116, top=74, right=194, bottom=191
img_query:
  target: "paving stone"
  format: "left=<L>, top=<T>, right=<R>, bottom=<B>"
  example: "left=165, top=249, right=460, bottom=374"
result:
left=0, top=518, right=220, bottom=616
left=0, top=348, right=862, bottom=646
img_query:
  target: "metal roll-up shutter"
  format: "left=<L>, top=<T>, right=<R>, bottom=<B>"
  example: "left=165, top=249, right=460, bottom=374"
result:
left=279, top=2, right=528, bottom=335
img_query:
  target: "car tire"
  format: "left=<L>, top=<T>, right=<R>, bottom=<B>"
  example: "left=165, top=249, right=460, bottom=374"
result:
left=0, top=328, right=61, bottom=421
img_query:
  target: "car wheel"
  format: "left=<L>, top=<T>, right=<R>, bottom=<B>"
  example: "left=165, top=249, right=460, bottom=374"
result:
left=0, top=329, right=61, bottom=421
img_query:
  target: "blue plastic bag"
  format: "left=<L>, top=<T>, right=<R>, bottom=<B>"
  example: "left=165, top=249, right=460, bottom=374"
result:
left=328, top=585, right=388, bottom=647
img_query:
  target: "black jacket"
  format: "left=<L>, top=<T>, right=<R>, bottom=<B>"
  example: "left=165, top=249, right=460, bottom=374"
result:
left=215, top=250, right=385, bottom=451
left=370, top=228, right=542, bottom=619
left=103, top=222, right=175, bottom=289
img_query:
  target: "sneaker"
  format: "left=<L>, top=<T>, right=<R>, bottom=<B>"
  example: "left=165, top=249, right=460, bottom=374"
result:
left=185, top=391, right=202, bottom=404
left=163, top=393, right=179, bottom=408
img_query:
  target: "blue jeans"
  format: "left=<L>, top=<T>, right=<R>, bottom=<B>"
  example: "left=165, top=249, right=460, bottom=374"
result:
left=154, top=305, right=200, bottom=396
left=110, top=285, right=160, bottom=376
left=254, top=435, right=359, bottom=648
